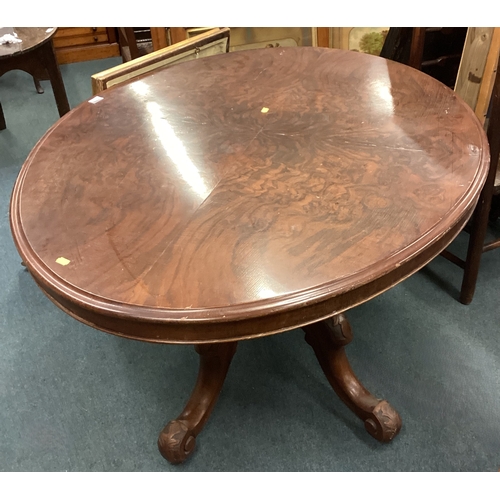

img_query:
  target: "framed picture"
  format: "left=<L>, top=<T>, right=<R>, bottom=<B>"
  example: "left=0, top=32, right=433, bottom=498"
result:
left=227, top=27, right=316, bottom=51
left=91, top=28, right=230, bottom=95
left=331, top=28, right=389, bottom=56
left=178, top=28, right=328, bottom=49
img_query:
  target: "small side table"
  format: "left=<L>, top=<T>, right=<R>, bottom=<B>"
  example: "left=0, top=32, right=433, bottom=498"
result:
left=0, top=27, right=70, bottom=130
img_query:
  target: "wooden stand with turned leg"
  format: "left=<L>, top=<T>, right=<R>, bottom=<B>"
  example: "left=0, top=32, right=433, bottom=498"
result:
left=303, top=314, right=402, bottom=442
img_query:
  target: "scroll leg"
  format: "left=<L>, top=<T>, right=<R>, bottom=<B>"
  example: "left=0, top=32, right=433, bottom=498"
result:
left=158, top=342, right=237, bottom=464
left=303, top=314, right=402, bottom=442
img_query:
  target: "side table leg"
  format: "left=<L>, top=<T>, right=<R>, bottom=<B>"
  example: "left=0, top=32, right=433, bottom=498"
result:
left=303, top=314, right=402, bottom=442
left=33, top=76, right=44, bottom=94
left=41, top=41, right=70, bottom=117
left=158, top=342, right=237, bottom=464
left=0, top=102, right=6, bottom=130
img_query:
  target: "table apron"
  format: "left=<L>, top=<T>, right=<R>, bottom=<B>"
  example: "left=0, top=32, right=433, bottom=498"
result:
left=28, top=204, right=475, bottom=344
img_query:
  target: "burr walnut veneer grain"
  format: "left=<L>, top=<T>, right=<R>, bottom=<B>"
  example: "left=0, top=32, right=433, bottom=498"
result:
left=10, top=48, right=490, bottom=463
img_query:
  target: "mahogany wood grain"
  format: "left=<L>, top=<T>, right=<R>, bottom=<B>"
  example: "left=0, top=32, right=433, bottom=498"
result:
left=304, top=314, right=402, bottom=442
left=10, top=47, right=489, bottom=343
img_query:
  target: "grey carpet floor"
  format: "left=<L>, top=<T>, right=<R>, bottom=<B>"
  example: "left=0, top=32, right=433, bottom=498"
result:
left=0, top=57, right=499, bottom=472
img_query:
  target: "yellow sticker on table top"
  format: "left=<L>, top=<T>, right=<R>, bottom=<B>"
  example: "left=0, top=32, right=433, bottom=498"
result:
left=55, top=257, right=71, bottom=266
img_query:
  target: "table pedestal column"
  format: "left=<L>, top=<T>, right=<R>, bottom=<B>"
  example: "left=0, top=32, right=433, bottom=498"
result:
left=158, top=314, right=401, bottom=465
left=303, top=314, right=402, bottom=442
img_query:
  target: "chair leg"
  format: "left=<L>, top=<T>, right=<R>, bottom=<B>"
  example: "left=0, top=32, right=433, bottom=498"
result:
left=118, top=27, right=140, bottom=62
left=408, top=28, right=426, bottom=69
left=40, top=41, right=70, bottom=117
left=33, top=76, right=44, bottom=94
left=459, top=53, right=500, bottom=304
left=0, top=102, right=6, bottom=130
left=459, top=189, right=494, bottom=304
left=490, top=194, right=500, bottom=222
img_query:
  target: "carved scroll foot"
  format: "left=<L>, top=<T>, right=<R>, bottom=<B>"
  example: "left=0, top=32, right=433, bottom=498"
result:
left=303, top=314, right=402, bottom=443
left=158, top=342, right=237, bottom=464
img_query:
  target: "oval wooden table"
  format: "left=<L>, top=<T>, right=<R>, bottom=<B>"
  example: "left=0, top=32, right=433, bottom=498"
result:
left=0, top=27, right=70, bottom=130
left=10, top=47, right=489, bottom=464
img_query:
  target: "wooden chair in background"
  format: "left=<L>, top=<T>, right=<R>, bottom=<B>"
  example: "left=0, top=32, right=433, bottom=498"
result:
left=441, top=28, right=500, bottom=304
left=380, top=27, right=467, bottom=88
left=116, top=28, right=177, bottom=62
left=117, top=27, right=141, bottom=61
left=91, top=28, right=230, bottom=95
left=447, top=52, right=500, bottom=304
left=386, top=27, right=500, bottom=304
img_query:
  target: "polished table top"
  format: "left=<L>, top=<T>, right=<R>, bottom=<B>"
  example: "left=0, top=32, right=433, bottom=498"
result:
left=0, top=27, right=56, bottom=58
left=11, top=47, right=489, bottom=343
